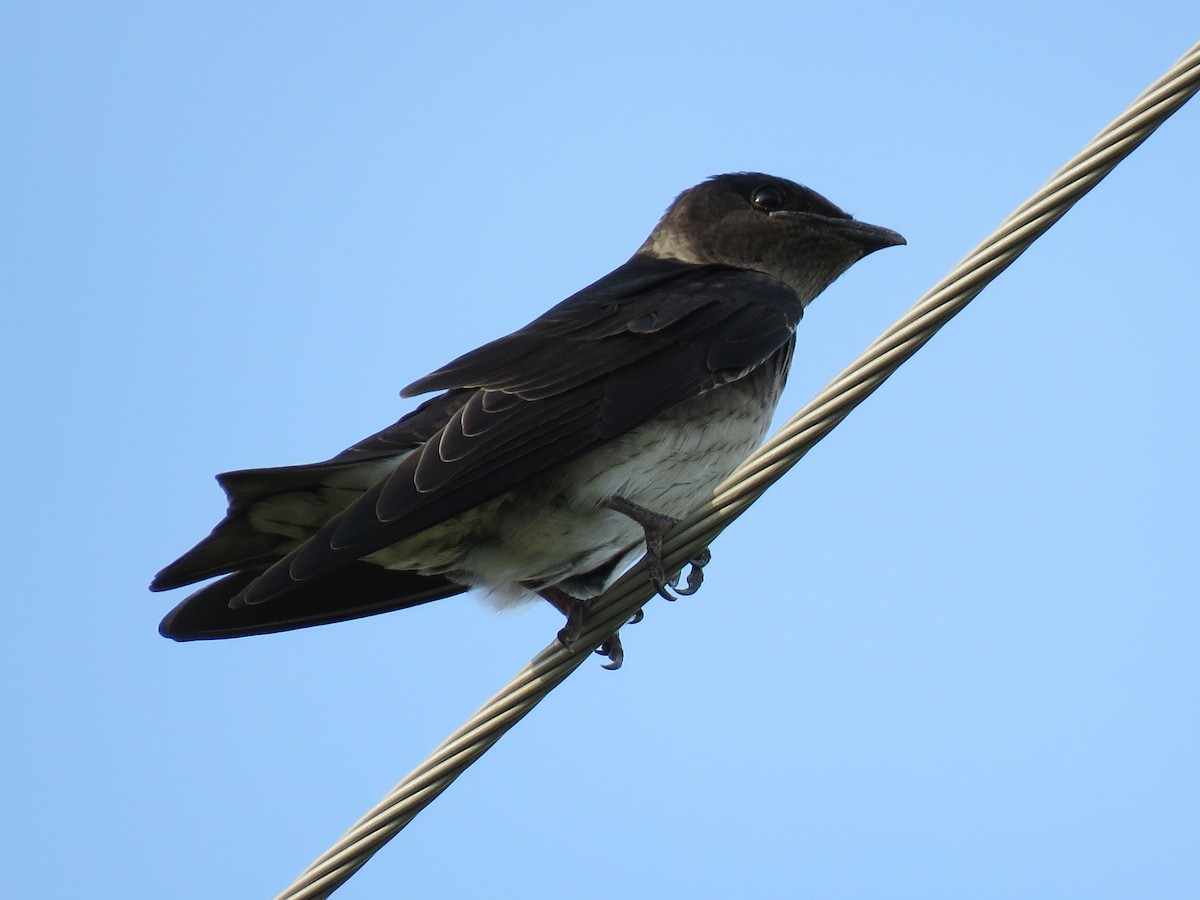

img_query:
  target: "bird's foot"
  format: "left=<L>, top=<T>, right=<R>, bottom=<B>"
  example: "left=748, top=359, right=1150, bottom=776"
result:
left=535, top=584, right=640, bottom=670
left=604, top=496, right=713, bottom=600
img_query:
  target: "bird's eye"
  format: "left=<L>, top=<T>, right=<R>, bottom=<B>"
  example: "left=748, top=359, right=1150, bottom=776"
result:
left=751, top=185, right=786, bottom=211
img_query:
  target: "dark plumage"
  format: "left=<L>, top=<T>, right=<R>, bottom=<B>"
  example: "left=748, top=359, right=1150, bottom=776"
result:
left=153, top=173, right=904, bottom=656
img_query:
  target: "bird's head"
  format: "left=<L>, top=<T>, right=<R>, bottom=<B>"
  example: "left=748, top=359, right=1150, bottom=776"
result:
left=637, top=172, right=905, bottom=304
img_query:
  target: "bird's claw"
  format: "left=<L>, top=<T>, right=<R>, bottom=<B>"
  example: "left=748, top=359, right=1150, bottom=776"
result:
left=596, top=632, right=624, bottom=670
left=673, top=547, right=711, bottom=596
left=556, top=619, right=624, bottom=670
left=651, top=546, right=711, bottom=600
left=549, top=595, right=635, bottom=671
left=556, top=621, right=579, bottom=650
left=651, top=572, right=678, bottom=601
left=594, top=606, right=643, bottom=669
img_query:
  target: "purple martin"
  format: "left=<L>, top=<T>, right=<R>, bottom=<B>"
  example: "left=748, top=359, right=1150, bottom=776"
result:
left=152, top=173, right=904, bottom=665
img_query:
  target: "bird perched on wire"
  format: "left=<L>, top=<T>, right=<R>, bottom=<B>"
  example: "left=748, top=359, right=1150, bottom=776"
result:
left=152, top=172, right=904, bottom=667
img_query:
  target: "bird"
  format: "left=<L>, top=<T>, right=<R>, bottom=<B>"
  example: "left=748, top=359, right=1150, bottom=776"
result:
left=152, top=172, right=904, bottom=667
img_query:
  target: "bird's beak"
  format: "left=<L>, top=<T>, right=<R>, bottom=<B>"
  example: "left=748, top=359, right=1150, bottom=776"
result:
left=773, top=209, right=906, bottom=255
left=834, top=218, right=906, bottom=255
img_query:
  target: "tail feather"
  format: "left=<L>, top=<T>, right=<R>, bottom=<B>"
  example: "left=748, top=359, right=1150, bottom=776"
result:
left=215, top=459, right=386, bottom=510
left=158, top=563, right=468, bottom=641
left=151, top=457, right=403, bottom=592
left=151, top=521, right=284, bottom=592
left=152, top=390, right=473, bottom=639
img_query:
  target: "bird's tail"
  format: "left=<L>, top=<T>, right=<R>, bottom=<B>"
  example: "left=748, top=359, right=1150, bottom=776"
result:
left=158, top=562, right=467, bottom=640
left=151, top=457, right=402, bottom=592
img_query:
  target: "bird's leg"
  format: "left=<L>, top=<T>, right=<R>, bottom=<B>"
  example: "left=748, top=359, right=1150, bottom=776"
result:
left=537, top=585, right=587, bottom=645
left=602, top=495, right=712, bottom=600
left=533, top=585, right=632, bottom=670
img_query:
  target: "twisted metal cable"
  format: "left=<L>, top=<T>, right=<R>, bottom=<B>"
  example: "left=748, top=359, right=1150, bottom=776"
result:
left=276, top=41, right=1200, bottom=900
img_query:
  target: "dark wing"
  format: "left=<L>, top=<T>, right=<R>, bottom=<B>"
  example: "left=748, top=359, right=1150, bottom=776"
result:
left=236, top=256, right=805, bottom=607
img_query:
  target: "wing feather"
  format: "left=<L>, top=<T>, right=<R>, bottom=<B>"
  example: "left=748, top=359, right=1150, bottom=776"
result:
left=235, top=259, right=806, bottom=607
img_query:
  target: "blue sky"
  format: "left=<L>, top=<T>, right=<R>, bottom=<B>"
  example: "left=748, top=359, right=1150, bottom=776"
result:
left=3, top=4, right=1198, bottom=898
